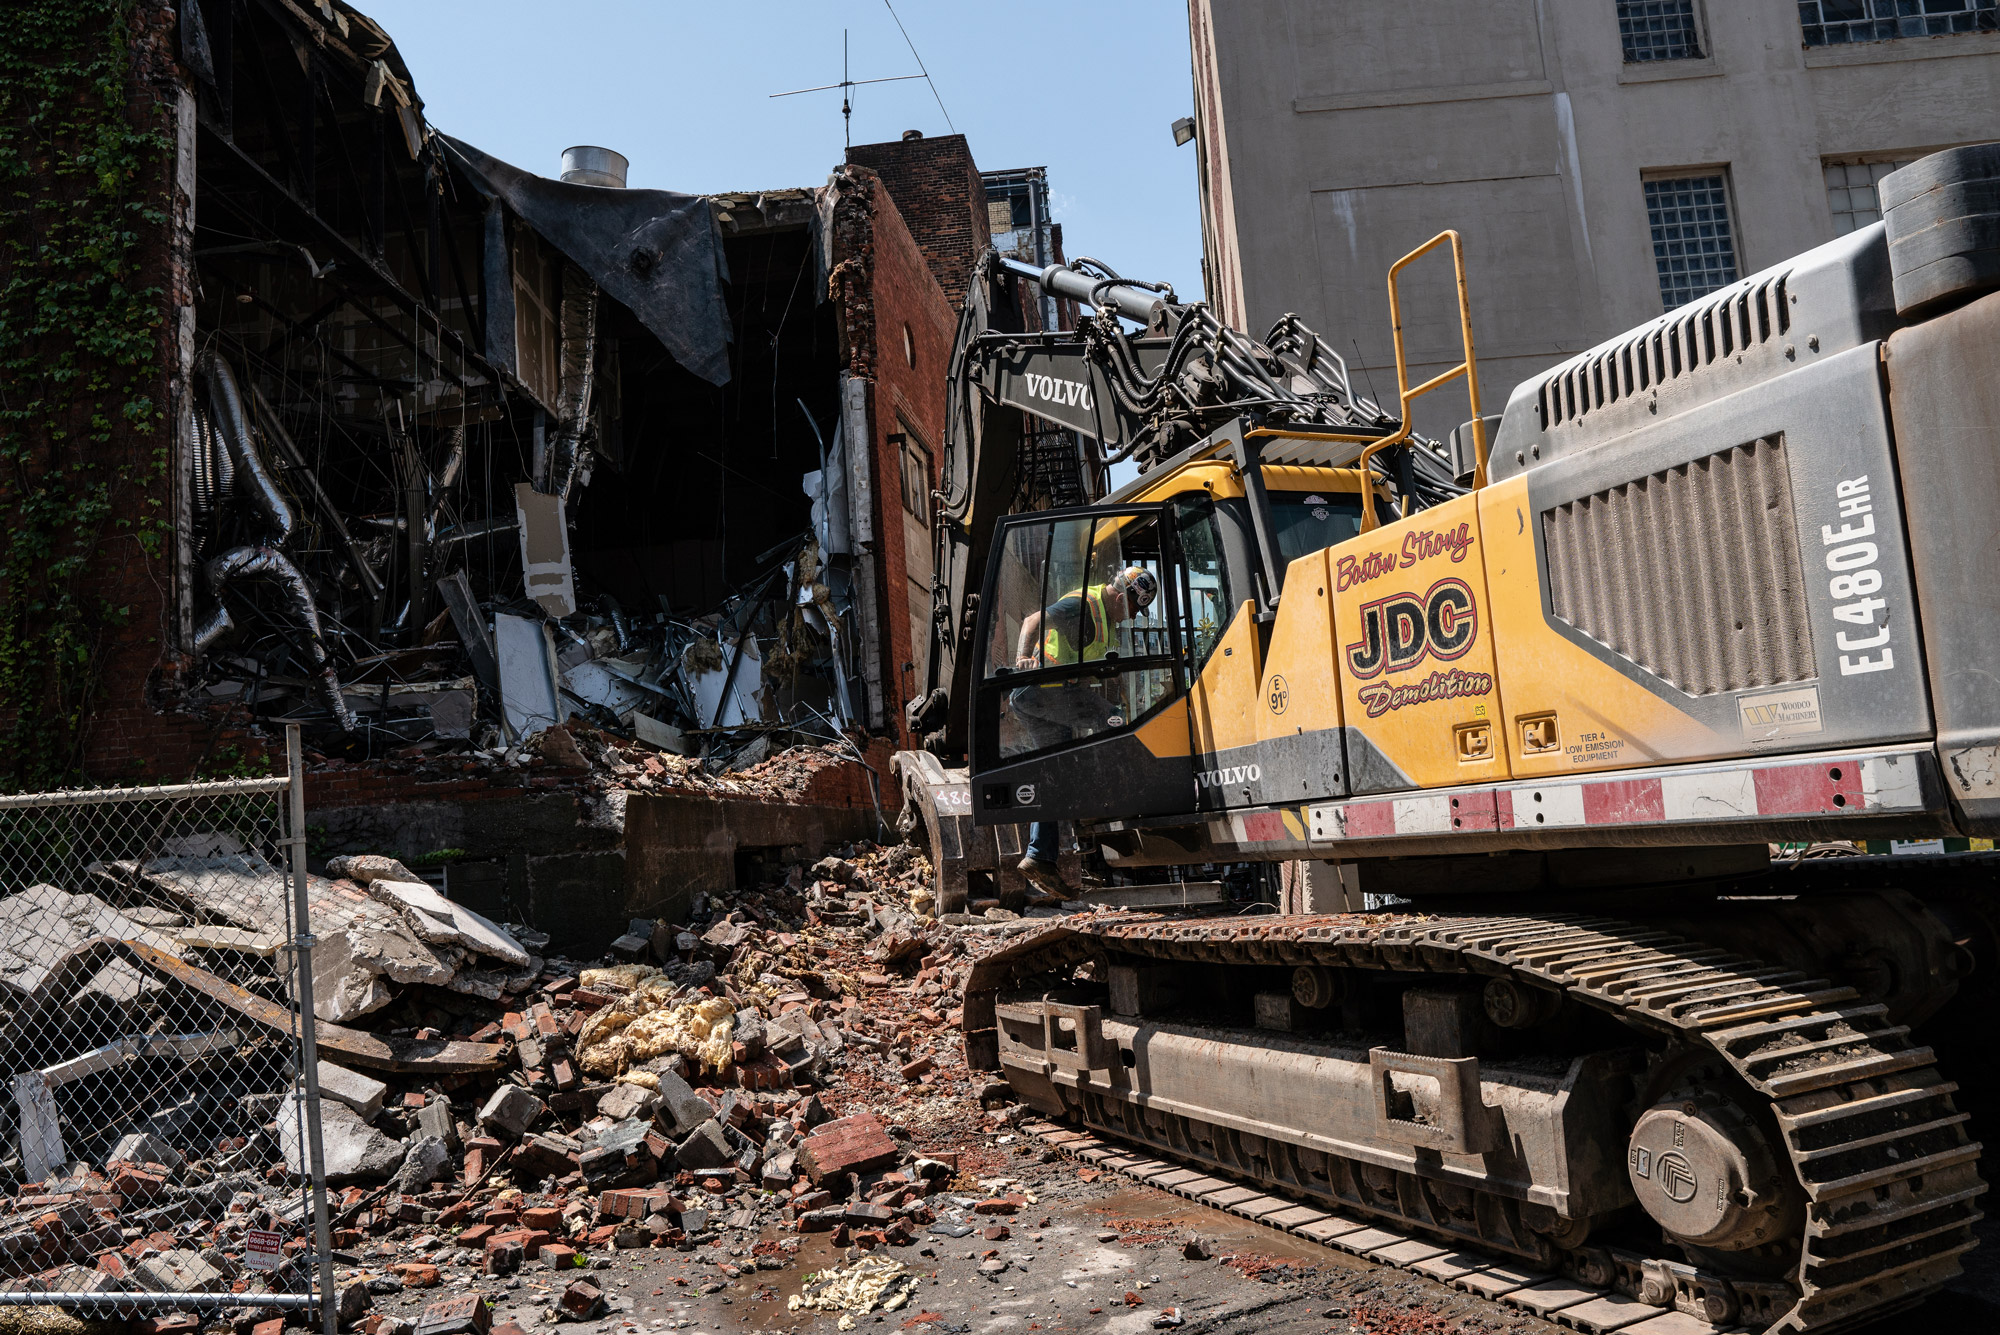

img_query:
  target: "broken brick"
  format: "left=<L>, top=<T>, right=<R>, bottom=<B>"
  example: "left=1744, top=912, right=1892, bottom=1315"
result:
left=797, top=1113, right=900, bottom=1184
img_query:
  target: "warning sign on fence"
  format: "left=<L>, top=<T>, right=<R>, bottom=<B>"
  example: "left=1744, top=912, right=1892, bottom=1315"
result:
left=244, top=1228, right=285, bottom=1271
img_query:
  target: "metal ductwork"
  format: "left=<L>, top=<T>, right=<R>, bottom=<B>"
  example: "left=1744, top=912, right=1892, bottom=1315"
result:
left=204, top=353, right=294, bottom=544
left=545, top=274, right=599, bottom=501
left=192, top=353, right=356, bottom=732
left=203, top=545, right=357, bottom=732
left=559, top=145, right=628, bottom=189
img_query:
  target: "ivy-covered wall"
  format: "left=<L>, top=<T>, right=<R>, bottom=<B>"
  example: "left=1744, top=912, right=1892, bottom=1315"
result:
left=0, top=0, right=224, bottom=789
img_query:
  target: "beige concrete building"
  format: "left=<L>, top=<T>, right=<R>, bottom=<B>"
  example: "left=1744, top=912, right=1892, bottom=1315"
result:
left=1186, top=0, right=2000, bottom=436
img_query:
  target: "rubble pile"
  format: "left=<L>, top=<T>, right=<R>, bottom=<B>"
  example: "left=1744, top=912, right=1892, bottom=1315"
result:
left=305, top=726, right=865, bottom=809
left=0, top=842, right=1068, bottom=1329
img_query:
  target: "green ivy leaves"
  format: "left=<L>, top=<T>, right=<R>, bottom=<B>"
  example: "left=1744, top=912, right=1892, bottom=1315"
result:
left=0, top=0, right=171, bottom=788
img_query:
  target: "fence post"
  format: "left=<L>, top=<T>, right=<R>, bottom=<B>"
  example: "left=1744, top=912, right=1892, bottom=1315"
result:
left=285, top=725, right=339, bottom=1335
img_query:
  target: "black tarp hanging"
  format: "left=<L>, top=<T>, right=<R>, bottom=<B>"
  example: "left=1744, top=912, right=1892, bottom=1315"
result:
left=442, top=136, right=734, bottom=388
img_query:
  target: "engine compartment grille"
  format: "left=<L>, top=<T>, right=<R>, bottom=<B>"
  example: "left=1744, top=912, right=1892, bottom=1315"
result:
left=1542, top=436, right=1815, bottom=696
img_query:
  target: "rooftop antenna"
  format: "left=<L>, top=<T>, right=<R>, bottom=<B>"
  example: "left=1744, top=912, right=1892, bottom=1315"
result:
left=769, top=29, right=926, bottom=148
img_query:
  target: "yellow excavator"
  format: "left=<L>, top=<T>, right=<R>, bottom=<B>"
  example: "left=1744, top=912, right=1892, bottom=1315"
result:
left=900, top=144, right=2000, bottom=1331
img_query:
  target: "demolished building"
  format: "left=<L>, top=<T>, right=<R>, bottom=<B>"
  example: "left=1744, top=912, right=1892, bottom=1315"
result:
left=1, top=0, right=1102, bottom=939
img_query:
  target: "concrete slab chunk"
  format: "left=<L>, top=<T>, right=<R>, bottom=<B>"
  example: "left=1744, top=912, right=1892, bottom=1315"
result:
left=478, top=1085, right=546, bottom=1137
left=673, top=1119, right=733, bottom=1171
left=390, top=1135, right=451, bottom=1193
left=318, top=1061, right=388, bottom=1119
left=108, top=1131, right=183, bottom=1173
left=279, top=1095, right=405, bottom=1181
left=652, top=1070, right=714, bottom=1137
left=130, top=1248, right=226, bottom=1293
left=0, top=887, right=185, bottom=999
left=367, top=879, right=530, bottom=967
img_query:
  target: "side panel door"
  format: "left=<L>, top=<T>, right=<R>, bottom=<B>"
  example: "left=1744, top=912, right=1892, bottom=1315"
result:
left=1330, top=492, right=1512, bottom=794
left=970, top=506, right=1196, bottom=826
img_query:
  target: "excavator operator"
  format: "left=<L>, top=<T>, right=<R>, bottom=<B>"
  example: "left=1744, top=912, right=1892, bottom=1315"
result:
left=1008, top=565, right=1160, bottom=897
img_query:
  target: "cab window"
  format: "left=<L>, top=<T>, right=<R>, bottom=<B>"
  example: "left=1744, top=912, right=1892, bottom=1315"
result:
left=1172, top=495, right=1232, bottom=669
left=979, top=509, right=1179, bottom=763
left=1269, top=489, right=1370, bottom=564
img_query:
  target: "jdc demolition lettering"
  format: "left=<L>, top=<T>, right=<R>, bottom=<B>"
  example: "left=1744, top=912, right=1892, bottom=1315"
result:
left=1824, top=475, right=1894, bottom=676
left=1357, top=668, right=1495, bottom=718
left=1022, top=373, right=1093, bottom=410
left=1345, top=578, right=1477, bottom=679
left=1335, top=521, right=1475, bottom=591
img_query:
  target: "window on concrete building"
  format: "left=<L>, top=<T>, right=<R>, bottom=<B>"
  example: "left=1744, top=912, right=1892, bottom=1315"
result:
left=1643, top=173, right=1741, bottom=311
left=1618, top=0, right=1704, bottom=61
left=1799, top=0, right=1998, bottom=45
left=1824, top=155, right=1922, bottom=234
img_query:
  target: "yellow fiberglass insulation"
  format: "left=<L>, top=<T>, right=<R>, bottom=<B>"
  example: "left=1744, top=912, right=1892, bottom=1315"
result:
left=577, top=994, right=736, bottom=1077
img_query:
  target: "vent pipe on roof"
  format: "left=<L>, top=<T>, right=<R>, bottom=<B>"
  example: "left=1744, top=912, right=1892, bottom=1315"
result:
left=559, top=146, right=628, bottom=188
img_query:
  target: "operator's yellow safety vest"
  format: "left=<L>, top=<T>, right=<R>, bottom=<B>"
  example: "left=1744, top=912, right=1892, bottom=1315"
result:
left=1040, top=585, right=1115, bottom=667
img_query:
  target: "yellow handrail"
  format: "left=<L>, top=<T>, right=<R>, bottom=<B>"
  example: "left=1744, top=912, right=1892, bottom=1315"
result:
left=1357, top=229, right=1487, bottom=532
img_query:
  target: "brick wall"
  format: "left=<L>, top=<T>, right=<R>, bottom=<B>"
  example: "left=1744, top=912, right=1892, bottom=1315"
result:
left=827, top=167, right=958, bottom=752
left=2, top=1, right=240, bottom=787
left=844, top=135, right=991, bottom=311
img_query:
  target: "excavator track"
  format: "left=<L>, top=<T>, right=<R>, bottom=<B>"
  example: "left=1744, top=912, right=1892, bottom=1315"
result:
left=963, top=911, right=1986, bottom=1333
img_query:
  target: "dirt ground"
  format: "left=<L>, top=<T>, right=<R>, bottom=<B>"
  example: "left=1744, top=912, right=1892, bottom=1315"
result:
left=374, top=1136, right=1565, bottom=1335
left=370, top=1145, right=2000, bottom=1335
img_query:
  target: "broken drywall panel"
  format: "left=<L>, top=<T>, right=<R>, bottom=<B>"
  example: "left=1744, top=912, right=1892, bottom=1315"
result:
left=629, top=711, right=687, bottom=754
left=562, top=657, right=651, bottom=719
left=514, top=482, right=576, bottom=618
left=437, top=569, right=499, bottom=691
left=0, top=888, right=187, bottom=999
left=365, top=879, right=531, bottom=968
left=687, top=635, right=763, bottom=729
left=119, top=939, right=504, bottom=1074
left=430, top=688, right=475, bottom=739
left=495, top=612, right=565, bottom=741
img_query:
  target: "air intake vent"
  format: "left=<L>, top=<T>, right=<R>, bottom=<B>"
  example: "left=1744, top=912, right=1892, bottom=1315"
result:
left=1542, top=436, right=1814, bottom=696
left=1537, top=273, right=1790, bottom=433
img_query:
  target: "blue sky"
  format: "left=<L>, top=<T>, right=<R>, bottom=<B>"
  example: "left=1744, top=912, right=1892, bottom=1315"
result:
left=360, top=0, right=1207, bottom=303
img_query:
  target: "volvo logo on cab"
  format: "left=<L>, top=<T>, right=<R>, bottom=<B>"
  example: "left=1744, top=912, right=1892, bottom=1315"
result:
left=1023, top=372, right=1093, bottom=410
left=1196, top=763, right=1261, bottom=790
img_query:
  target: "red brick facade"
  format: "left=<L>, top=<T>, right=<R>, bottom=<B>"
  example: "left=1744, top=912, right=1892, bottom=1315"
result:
left=844, top=135, right=992, bottom=311
left=34, top=11, right=948, bottom=818
left=2, top=1, right=263, bottom=788
left=828, top=167, right=958, bottom=753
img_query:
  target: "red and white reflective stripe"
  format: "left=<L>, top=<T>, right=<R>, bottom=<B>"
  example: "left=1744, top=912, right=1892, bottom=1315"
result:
left=1280, top=746, right=1936, bottom=845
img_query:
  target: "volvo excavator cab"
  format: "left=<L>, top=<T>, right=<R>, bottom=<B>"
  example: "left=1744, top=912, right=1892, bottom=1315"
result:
left=970, top=441, right=1394, bottom=828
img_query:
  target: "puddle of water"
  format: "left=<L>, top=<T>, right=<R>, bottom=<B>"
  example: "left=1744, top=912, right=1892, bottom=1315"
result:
left=1080, top=1185, right=1349, bottom=1269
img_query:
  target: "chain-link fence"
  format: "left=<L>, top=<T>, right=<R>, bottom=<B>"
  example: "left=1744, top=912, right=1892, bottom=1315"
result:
left=0, top=728, right=330, bottom=1325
